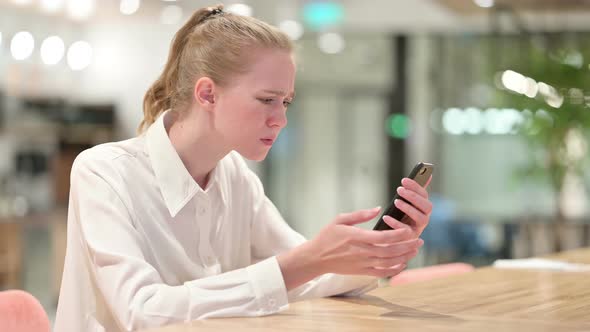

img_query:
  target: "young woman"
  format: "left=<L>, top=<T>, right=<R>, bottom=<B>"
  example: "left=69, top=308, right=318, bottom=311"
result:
left=55, top=5, right=432, bottom=331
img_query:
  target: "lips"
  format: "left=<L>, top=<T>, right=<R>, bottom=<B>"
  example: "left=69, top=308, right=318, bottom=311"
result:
left=260, top=138, right=275, bottom=146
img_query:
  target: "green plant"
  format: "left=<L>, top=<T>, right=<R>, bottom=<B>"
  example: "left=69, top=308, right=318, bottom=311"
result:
left=495, top=38, right=590, bottom=251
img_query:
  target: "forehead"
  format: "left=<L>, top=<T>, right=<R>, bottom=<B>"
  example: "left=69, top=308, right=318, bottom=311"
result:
left=233, top=49, right=296, bottom=92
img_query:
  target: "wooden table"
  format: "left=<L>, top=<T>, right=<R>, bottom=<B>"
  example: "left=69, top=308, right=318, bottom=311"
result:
left=0, top=221, right=23, bottom=289
left=146, top=248, right=590, bottom=331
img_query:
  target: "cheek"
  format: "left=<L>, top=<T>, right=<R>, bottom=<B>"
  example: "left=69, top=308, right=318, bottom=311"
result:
left=215, top=97, right=268, bottom=136
left=236, top=103, right=268, bottom=125
left=223, top=105, right=265, bottom=136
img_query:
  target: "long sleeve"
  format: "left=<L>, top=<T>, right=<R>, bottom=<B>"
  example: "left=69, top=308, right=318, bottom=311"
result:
left=70, top=156, right=289, bottom=331
left=246, top=169, right=378, bottom=303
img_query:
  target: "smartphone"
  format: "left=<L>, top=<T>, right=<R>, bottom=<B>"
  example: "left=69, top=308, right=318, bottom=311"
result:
left=373, top=162, right=434, bottom=231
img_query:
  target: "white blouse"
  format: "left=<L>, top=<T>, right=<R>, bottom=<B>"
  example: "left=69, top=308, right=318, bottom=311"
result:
left=54, top=111, right=377, bottom=332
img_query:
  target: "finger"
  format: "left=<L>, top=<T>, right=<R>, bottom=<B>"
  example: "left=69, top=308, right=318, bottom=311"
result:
left=424, top=175, right=432, bottom=189
left=359, top=238, right=423, bottom=258
left=357, top=238, right=423, bottom=258
left=352, top=227, right=414, bottom=245
left=385, top=215, right=420, bottom=237
left=401, top=178, right=429, bottom=199
left=334, top=206, right=381, bottom=226
left=394, top=199, right=429, bottom=230
left=369, top=249, right=420, bottom=268
left=365, top=263, right=407, bottom=278
left=369, top=253, right=413, bottom=269
left=383, top=215, right=412, bottom=230
left=378, top=238, right=423, bottom=256
left=396, top=186, right=433, bottom=215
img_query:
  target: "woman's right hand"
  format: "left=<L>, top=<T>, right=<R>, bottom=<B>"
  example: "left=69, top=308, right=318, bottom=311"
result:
left=308, top=207, right=423, bottom=278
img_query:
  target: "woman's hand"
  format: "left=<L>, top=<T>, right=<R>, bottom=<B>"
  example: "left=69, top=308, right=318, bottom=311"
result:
left=278, top=177, right=434, bottom=291
left=307, top=207, right=423, bottom=278
left=389, top=175, right=433, bottom=238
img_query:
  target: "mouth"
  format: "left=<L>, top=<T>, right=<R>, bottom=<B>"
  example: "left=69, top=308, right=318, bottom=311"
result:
left=260, top=138, right=274, bottom=146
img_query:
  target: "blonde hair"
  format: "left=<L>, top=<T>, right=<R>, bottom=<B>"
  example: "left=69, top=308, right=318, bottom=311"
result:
left=138, top=4, right=294, bottom=134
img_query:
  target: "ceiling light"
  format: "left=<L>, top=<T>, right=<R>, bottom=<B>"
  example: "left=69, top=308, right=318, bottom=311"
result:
left=160, top=5, right=183, bottom=25
left=66, top=0, right=95, bottom=20
left=67, top=40, right=93, bottom=70
left=279, top=20, right=304, bottom=41
left=473, top=0, right=494, bottom=8
left=40, top=0, right=64, bottom=13
left=120, top=0, right=140, bottom=15
left=11, top=31, right=35, bottom=61
left=318, top=32, right=345, bottom=54
left=227, top=3, right=252, bottom=17
left=41, top=36, right=65, bottom=65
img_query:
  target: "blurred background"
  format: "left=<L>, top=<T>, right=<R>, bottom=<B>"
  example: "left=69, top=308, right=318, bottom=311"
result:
left=1, top=0, right=589, bottom=326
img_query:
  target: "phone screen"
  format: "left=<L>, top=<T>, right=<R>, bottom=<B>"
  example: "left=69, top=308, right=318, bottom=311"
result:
left=373, top=162, right=434, bottom=231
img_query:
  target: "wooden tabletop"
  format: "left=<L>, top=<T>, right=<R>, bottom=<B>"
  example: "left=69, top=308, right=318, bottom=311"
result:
left=146, top=248, right=590, bottom=332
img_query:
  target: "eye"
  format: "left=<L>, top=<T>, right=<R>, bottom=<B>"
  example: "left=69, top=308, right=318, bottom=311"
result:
left=257, top=97, right=293, bottom=108
left=258, top=98, right=274, bottom=105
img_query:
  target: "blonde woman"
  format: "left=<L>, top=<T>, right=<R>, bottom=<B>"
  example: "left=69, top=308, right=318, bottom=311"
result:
left=55, top=5, right=433, bottom=331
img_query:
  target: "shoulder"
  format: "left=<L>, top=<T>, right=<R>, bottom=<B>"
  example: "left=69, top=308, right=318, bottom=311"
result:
left=71, top=137, right=144, bottom=182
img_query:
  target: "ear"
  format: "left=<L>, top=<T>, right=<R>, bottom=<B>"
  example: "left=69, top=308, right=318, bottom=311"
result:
left=194, top=77, right=216, bottom=110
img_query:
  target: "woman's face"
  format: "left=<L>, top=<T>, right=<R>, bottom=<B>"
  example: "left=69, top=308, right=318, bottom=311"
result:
left=214, top=49, right=296, bottom=161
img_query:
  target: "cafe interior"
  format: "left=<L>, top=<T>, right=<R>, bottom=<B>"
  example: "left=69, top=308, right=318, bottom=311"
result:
left=0, top=0, right=589, bottom=330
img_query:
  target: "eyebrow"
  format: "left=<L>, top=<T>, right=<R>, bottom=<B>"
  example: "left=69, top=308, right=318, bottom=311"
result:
left=261, top=89, right=296, bottom=99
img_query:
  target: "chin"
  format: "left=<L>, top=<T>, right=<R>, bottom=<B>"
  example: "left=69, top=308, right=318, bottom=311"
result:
left=236, top=148, right=269, bottom=162
left=250, top=155, right=267, bottom=162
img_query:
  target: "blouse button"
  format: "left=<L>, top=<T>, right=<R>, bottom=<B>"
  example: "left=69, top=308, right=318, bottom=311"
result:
left=198, top=206, right=206, bottom=216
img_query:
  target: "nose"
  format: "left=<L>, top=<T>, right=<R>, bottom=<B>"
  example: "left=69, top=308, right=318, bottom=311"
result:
left=267, top=108, right=288, bottom=129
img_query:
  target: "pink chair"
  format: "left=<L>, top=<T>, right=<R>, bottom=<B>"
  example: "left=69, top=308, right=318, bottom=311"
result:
left=390, top=263, right=475, bottom=286
left=0, top=290, right=51, bottom=332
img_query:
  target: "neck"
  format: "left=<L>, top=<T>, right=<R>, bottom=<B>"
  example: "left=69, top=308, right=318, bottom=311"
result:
left=165, top=108, right=229, bottom=189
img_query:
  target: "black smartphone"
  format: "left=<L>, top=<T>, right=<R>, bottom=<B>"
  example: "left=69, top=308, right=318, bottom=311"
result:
left=373, top=162, right=434, bottom=231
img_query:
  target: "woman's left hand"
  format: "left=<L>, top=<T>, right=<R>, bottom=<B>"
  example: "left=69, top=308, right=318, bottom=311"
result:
left=384, top=175, right=433, bottom=238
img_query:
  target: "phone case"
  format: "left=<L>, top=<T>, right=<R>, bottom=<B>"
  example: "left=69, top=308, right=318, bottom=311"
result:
left=373, top=162, right=434, bottom=231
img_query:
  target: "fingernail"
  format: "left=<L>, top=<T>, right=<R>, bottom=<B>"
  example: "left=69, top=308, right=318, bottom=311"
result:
left=374, top=206, right=381, bottom=211
left=394, top=199, right=400, bottom=206
left=418, top=239, right=424, bottom=246
left=396, top=187, right=403, bottom=194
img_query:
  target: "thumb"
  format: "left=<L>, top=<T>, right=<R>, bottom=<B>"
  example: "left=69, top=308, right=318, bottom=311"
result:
left=334, top=206, right=381, bottom=226
left=424, top=175, right=433, bottom=189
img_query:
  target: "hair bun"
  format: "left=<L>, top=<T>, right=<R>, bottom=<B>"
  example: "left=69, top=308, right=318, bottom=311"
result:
left=202, top=7, right=224, bottom=22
